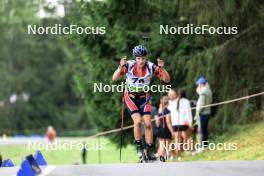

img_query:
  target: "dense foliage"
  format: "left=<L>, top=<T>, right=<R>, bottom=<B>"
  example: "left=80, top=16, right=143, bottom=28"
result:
left=73, top=0, right=264, bottom=144
left=0, top=0, right=263, bottom=144
left=0, top=0, right=94, bottom=135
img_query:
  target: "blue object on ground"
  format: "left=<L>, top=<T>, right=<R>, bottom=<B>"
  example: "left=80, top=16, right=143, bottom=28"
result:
left=35, top=150, right=47, bottom=166
left=1, top=159, right=15, bottom=167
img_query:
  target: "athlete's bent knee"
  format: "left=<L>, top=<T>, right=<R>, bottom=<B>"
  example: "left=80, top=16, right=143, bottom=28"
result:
left=144, top=123, right=152, bottom=130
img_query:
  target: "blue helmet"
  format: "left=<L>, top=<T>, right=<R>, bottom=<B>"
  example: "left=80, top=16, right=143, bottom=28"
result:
left=133, top=45, right=148, bottom=57
left=196, top=76, right=207, bottom=85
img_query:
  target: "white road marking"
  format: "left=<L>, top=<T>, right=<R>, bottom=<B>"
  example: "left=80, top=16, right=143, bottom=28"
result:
left=12, top=165, right=56, bottom=176
left=40, top=165, right=57, bottom=176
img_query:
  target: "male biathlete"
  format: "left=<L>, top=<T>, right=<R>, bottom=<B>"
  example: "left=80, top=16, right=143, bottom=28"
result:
left=112, top=45, right=170, bottom=162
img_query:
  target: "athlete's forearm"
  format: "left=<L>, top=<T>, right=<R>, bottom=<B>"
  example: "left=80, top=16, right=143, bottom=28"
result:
left=112, top=68, right=122, bottom=81
left=160, top=68, right=170, bottom=83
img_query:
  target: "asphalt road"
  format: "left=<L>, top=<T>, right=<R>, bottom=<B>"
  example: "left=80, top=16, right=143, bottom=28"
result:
left=0, top=160, right=263, bottom=176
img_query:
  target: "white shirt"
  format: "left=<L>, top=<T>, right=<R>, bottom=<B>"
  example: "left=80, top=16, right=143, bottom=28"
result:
left=125, top=60, right=157, bottom=92
left=168, top=98, right=193, bottom=126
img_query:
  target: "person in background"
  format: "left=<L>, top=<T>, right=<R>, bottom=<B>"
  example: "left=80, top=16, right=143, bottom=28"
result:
left=149, top=96, right=159, bottom=151
left=195, top=76, right=212, bottom=152
left=155, top=96, right=173, bottom=162
left=2, top=133, right=7, bottom=139
left=81, top=142, right=87, bottom=164
left=168, top=89, right=193, bottom=161
left=178, top=89, right=194, bottom=156
left=0, top=153, right=2, bottom=166
left=167, top=89, right=177, bottom=160
left=46, top=126, right=57, bottom=142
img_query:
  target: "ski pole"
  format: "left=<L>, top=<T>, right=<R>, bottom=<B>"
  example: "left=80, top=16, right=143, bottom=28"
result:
left=119, top=56, right=126, bottom=162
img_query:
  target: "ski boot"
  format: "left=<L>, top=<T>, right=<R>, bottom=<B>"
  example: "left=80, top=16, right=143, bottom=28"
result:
left=146, top=143, right=157, bottom=162
left=135, top=140, right=147, bottom=163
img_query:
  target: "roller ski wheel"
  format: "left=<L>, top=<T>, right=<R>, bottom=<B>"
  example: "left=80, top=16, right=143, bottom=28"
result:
left=146, top=151, right=157, bottom=162
left=139, top=152, right=148, bottom=163
left=159, top=156, right=166, bottom=162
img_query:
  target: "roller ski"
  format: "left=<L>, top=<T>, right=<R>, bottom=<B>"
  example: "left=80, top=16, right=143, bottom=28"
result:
left=135, top=140, right=148, bottom=163
left=138, top=150, right=148, bottom=163
left=145, top=144, right=157, bottom=162
left=159, top=155, right=166, bottom=162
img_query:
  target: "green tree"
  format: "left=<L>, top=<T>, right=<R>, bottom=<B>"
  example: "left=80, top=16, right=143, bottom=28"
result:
left=0, top=0, right=94, bottom=135
left=73, top=0, right=264, bottom=145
